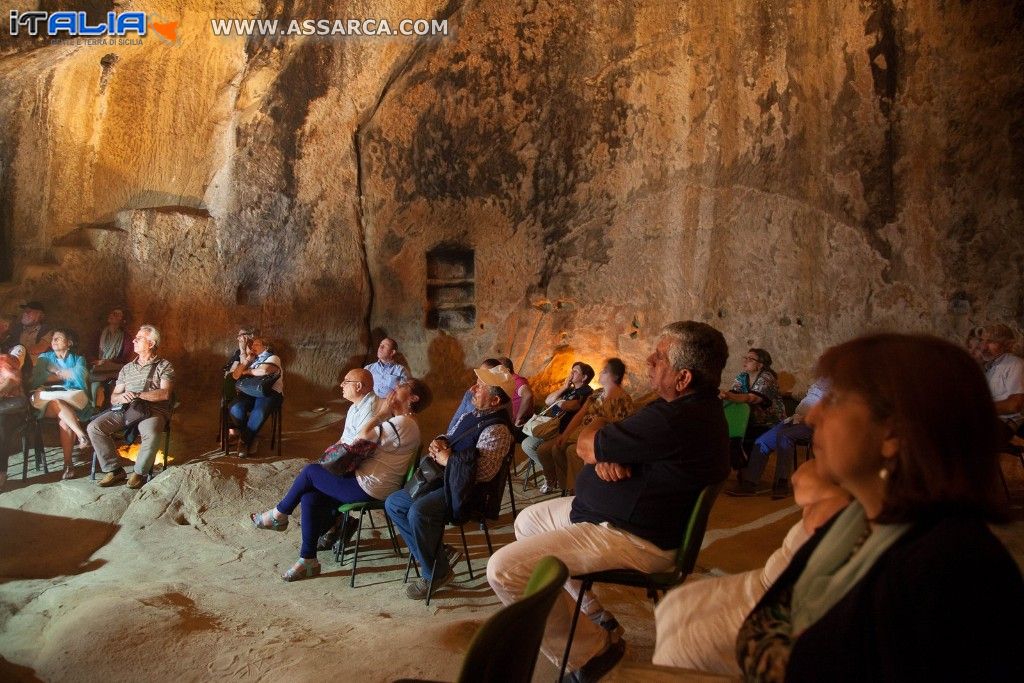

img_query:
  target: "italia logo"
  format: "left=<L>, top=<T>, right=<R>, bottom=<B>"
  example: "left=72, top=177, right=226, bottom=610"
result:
left=8, top=10, right=179, bottom=44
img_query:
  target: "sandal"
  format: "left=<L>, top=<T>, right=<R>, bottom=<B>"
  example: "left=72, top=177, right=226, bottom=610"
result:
left=250, top=509, right=288, bottom=531
left=61, top=466, right=76, bottom=481
left=282, top=558, right=321, bottom=582
left=77, top=435, right=91, bottom=451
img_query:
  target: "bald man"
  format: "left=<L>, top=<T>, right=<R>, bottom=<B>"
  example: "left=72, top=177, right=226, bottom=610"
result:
left=339, top=368, right=378, bottom=444
left=317, top=368, right=379, bottom=550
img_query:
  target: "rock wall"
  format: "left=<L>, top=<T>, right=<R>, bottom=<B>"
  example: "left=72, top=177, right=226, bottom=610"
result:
left=1, top=0, right=1021, bottom=399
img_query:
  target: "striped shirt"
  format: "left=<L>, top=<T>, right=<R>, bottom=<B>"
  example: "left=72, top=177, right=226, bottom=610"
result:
left=117, top=357, right=175, bottom=418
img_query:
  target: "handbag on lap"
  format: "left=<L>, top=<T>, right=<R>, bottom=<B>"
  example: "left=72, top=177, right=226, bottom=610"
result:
left=236, top=374, right=280, bottom=398
left=319, top=438, right=378, bottom=476
left=521, top=404, right=560, bottom=440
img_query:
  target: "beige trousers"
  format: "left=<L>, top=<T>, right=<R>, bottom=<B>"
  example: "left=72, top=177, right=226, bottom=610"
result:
left=486, top=496, right=675, bottom=671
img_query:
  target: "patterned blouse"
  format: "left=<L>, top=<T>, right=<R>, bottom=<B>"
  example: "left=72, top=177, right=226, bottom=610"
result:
left=731, top=370, right=786, bottom=426
left=736, top=583, right=795, bottom=681
left=564, top=387, right=635, bottom=443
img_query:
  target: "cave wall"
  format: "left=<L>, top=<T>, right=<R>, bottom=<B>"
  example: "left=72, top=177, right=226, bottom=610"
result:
left=0, top=0, right=1021, bottom=400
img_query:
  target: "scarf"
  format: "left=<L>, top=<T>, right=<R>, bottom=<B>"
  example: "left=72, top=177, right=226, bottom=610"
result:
left=791, top=500, right=910, bottom=635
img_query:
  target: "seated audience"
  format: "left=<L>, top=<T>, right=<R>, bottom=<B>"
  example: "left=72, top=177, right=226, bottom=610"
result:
left=223, top=326, right=256, bottom=398
left=89, top=324, right=174, bottom=489
left=720, top=347, right=786, bottom=436
left=229, top=336, right=283, bottom=457
left=548, top=357, right=635, bottom=492
left=522, top=360, right=595, bottom=494
left=365, top=337, right=409, bottom=398
left=10, top=301, right=52, bottom=380
left=0, top=314, right=27, bottom=368
left=29, top=328, right=93, bottom=480
left=980, top=323, right=1023, bottom=445
left=487, top=322, right=730, bottom=680
left=498, top=356, right=535, bottom=427
left=735, top=333, right=1023, bottom=681
left=89, top=307, right=134, bottom=409
left=727, top=378, right=828, bottom=499
left=654, top=460, right=850, bottom=675
left=0, top=353, right=28, bottom=490
left=386, top=365, right=514, bottom=599
left=965, top=325, right=986, bottom=366
left=447, top=358, right=502, bottom=433
left=314, top=368, right=380, bottom=551
left=251, top=378, right=428, bottom=581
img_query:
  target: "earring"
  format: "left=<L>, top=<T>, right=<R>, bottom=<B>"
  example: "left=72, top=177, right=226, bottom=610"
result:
left=879, top=459, right=894, bottom=481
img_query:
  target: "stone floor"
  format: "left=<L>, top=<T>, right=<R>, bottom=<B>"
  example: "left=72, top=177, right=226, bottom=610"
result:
left=1, top=395, right=1023, bottom=682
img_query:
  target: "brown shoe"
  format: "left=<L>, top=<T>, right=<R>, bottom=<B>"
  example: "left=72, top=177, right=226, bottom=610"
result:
left=98, top=469, right=127, bottom=487
left=127, top=473, right=145, bottom=489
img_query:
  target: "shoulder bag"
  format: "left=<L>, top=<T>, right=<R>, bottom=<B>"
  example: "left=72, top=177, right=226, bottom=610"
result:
left=404, top=456, right=444, bottom=500
left=521, top=403, right=560, bottom=440
left=123, top=361, right=160, bottom=430
left=236, top=373, right=280, bottom=398
left=319, top=437, right=378, bottom=476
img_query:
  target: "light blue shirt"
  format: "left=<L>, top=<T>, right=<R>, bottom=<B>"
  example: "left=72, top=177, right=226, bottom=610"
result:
left=341, top=392, right=378, bottom=443
left=364, top=360, right=409, bottom=398
left=793, top=379, right=829, bottom=418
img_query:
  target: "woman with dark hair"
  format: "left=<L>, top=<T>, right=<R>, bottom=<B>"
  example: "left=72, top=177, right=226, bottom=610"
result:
left=89, top=307, right=133, bottom=409
left=522, top=361, right=595, bottom=494
left=498, top=356, right=535, bottom=427
left=29, top=328, right=93, bottom=479
left=736, top=334, right=1023, bottom=681
left=548, top=358, right=635, bottom=492
left=721, top=347, right=786, bottom=434
left=251, top=378, right=430, bottom=581
left=229, top=336, right=283, bottom=457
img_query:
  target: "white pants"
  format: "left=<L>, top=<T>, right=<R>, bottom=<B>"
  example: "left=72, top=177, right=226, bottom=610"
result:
left=486, top=496, right=675, bottom=671
left=652, top=521, right=810, bottom=675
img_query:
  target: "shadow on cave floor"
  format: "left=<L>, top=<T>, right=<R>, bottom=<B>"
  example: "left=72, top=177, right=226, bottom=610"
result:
left=0, top=655, right=42, bottom=683
left=0, top=508, right=116, bottom=582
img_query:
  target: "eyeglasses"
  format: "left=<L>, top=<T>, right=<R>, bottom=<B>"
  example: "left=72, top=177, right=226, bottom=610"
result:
left=743, top=356, right=760, bottom=363
left=340, top=380, right=360, bottom=385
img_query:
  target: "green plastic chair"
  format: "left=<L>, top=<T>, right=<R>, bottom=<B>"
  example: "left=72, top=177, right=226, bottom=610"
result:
left=723, top=401, right=751, bottom=470
left=557, top=481, right=725, bottom=681
left=723, top=400, right=750, bottom=439
left=333, top=448, right=420, bottom=587
left=394, top=556, right=569, bottom=683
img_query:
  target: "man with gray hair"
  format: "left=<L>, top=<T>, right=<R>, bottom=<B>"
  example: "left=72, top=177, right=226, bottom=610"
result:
left=88, top=324, right=175, bottom=489
left=980, top=323, right=1024, bottom=440
left=487, top=321, right=730, bottom=682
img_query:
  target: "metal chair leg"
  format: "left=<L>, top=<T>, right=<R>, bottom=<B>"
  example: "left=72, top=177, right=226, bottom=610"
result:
left=482, top=521, right=493, bottom=555
left=506, top=458, right=518, bottom=517
left=335, top=514, right=351, bottom=564
left=384, top=513, right=401, bottom=557
left=350, top=509, right=367, bottom=588
left=559, top=579, right=591, bottom=682
left=459, top=524, right=473, bottom=580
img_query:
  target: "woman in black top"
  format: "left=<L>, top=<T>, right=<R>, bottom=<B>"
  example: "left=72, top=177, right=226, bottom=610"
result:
left=736, top=334, right=1023, bottom=681
left=522, top=361, right=594, bottom=494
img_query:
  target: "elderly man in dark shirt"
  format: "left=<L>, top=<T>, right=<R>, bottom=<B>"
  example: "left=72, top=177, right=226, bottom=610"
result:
left=487, top=321, right=730, bottom=681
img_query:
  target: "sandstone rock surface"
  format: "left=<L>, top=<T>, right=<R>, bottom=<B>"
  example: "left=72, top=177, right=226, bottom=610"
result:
left=2, top=1, right=1022, bottom=394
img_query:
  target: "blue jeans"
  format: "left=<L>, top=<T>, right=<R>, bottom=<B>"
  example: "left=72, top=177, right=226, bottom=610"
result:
left=277, top=463, right=373, bottom=558
left=385, top=487, right=448, bottom=580
left=739, top=420, right=813, bottom=485
left=230, top=393, right=281, bottom=446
